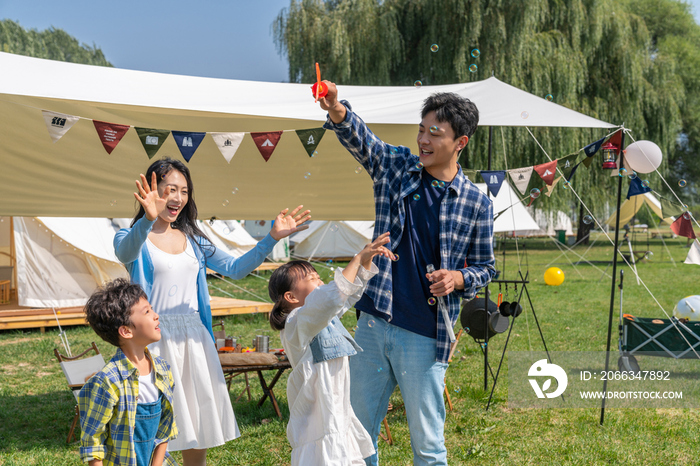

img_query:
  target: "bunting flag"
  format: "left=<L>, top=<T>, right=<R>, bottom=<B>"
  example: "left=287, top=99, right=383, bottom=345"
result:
left=508, top=166, right=534, bottom=195
left=670, top=214, right=697, bottom=239
left=295, top=128, right=325, bottom=157
left=558, top=153, right=579, bottom=179
left=660, top=197, right=686, bottom=218
left=93, top=120, right=130, bottom=154
left=172, top=131, right=206, bottom=162
left=534, top=160, right=557, bottom=185
left=251, top=131, right=283, bottom=162
left=685, top=240, right=700, bottom=265
left=480, top=170, right=506, bottom=197
left=42, top=110, right=79, bottom=143
left=566, top=162, right=581, bottom=181
left=583, top=136, right=606, bottom=158
left=134, top=128, right=169, bottom=159
left=463, top=169, right=480, bottom=182
left=626, top=176, right=652, bottom=199
left=545, top=176, right=562, bottom=197
left=210, top=132, right=244, bottom=163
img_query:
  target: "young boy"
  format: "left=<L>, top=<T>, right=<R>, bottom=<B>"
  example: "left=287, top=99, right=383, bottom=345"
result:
left=78, top=278, right=178, bottom=466
left=319, top=82, right=496, bottom=465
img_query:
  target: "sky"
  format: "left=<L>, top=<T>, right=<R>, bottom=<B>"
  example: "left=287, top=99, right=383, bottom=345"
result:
left=1, top=0, right=700, bottom=83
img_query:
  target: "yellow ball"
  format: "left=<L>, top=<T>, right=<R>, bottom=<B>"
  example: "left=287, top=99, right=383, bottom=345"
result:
left=544, top=267, right=565, bottom=286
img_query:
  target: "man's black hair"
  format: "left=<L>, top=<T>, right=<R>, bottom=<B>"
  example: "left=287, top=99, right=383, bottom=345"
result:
left=421, top=93, right=479, bottom=139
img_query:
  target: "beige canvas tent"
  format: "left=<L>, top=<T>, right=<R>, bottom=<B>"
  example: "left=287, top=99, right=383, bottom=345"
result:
left=605, top=193, right=674, bottom=227
left=0, top=51, right=614, bottom=221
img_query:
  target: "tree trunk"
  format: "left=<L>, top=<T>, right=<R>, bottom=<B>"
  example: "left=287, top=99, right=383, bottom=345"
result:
left=576, top=203, right=592, bottom=245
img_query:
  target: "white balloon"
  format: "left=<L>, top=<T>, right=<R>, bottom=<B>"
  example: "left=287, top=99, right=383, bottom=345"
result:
left=673, top=295, right=700, bottom=321
left=624, top=140, right=663, bottom=174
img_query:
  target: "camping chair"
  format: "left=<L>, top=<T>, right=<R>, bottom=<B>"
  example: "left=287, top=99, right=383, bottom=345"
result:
left=54, top=342, right=105, bottom=443
left=213, top=320, right=252, bottom=401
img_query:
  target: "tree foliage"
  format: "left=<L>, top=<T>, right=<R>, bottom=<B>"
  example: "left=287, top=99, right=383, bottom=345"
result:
left=0, top=19, right=112, bottom=67
left=274, top=0, right=699, bottom=216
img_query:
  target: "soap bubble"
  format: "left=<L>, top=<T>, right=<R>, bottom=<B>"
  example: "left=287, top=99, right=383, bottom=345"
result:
left=368, top=319, right=375, bottom=328
left=471, top=48, right=480, bottom=58
left=304, top=172, right=311, bottom=179
left=223, top=227, right=231, bottom=235
left=618, top=167, right=628, bottom=177
left=628, top=172, right=637, bottom=180
left=438, top=181, right=445, bottom=188
left=679, top=179, right=687, bottom=187
left=329, top=224, right=339, bottom=232
left=521, top=111, right=529, bottom=119
left=414, top=80, right=423, bottom=88
left=415, top=162, right=424, bottom=169
left=562, top=181, right=571, bottom=190
left=454, top=387, right=461, bottom=393
left=545, top=94, right=553, bottom=101
left=222, top=199, right=229, bottom=207
left=469, top=64, right=478, bottom=73
left=326, top=259, right=333, bottom=266
left=430, top=44, right=439, bottom=52
left=645, top=251, right=654, bottom=260
left=413, top=194, right=421, bottom=201
left=311, top=150, right=318, bottom=158
left=231, top=187, right=239, bottom=195
left=428, top=297, right=436, bottom=306
left=391, top=254, right=400, bottom=262
left=429, top=125, right=438, bottom=134
left=583, top=215, right=593, bottom=225
left=168, top=285, right=178, bottom=297
left=641, top=180, right=650, bottom=188
left=110, top=200, right=117, bottom=207
left=530, top=188, right=541, bottom=199
left=167, top=261, right=174, bottom=269
left=377, top=367, right=383, bottom=372
left=683, top=212, right=691, bottom=220
left=355, top=166, right=363, bottom=174
left=432, top=180, right=439, bottom=188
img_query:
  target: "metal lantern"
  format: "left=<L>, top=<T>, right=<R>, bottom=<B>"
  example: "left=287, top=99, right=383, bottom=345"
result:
left=601, top=141, right=619, bottom=169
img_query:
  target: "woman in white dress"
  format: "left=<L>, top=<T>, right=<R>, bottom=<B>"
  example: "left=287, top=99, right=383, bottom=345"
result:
left=268, top=233, right=392, bottom=465
left=114, top=157, right=309, bottom=466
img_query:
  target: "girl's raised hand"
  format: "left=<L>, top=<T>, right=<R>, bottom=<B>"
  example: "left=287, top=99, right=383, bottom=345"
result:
left=134, top=172, right=169, bottom=222
left=269, top=205, right=312, bottom=240
left=357, top=232, right=394, bottom=266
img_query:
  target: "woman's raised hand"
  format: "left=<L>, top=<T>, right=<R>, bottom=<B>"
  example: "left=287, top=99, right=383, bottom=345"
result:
left=269, top=205, right=312, bottom=241
left=134, top=172, right=169, bottom=222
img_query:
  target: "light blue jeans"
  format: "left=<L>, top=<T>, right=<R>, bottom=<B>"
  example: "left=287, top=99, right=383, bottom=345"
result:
left=350, top=312, right=448, bottom=466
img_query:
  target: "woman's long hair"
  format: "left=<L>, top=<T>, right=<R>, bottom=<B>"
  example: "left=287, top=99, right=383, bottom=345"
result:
left=131, top=157, right=213, bottom=254
left=268, top=261, right=317, bottom=331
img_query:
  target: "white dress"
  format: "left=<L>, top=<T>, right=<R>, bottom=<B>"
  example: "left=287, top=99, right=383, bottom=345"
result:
left=281, top=266, right=377, bottom=466
left=146, top=239, right=240, bottom=451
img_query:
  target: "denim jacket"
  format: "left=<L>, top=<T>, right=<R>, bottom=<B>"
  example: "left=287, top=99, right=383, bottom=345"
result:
left=310, top=316, right=362, bottom=364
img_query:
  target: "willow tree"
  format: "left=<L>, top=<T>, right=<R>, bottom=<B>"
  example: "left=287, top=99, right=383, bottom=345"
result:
left=0, top=19, right=112, bottom=66
left=274, top=0, right=697, bottom=220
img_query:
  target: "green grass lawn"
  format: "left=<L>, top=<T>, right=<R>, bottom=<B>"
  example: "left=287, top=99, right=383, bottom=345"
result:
left=1, top=230, right=698, bottom=465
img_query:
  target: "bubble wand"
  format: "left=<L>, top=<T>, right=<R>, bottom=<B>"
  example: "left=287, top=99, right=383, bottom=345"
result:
left=311, top=62, right=328, bottom=102
left=427, top=264, right=456, bottom=342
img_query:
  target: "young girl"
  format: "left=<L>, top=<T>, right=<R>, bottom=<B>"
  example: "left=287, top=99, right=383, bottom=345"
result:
left=268, top=232, right=393, bottom=466
left=114, top=157, right=310, bottom=466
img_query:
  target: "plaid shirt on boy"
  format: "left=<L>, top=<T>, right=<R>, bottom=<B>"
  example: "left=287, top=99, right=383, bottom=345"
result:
left=324, top=101, right=496, bottom=363
left=78, top=348, right=177, bottom=466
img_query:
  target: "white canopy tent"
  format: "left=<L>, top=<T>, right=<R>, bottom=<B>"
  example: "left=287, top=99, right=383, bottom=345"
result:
left=198, top=219, right=258, bottom=258
left=474, top=183, right=540, bottom=233
left=291, top=221, right=375, bottom=259
left=0, top=52, right=615, bottom=221
left=0, top=217, right=127, bottom=308
left=519, top=209, right=575, bottom=237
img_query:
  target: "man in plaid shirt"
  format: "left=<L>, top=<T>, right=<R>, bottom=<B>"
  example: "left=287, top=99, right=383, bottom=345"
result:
left=320, top=81, right=495, bottom=466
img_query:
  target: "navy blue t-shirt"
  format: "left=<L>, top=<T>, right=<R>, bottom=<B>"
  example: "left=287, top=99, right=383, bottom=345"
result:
left=355, top=171, right=450, bottom=339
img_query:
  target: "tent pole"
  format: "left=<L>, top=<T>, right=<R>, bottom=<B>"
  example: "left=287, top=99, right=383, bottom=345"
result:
left=600, top=130, right=625, bottom=425
left=9, top=217, right=16, bottom=300
left=483, top=126, right=494, bottom=391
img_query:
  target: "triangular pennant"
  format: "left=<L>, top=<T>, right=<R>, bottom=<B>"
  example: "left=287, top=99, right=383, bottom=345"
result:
left=171, top=131, right=206, bottom=162
left=210, top=132, right=245, bottom=163
left=534, top=160, right=558, bottom=185
left=545, top=176, right=562, bottom=197
left=583, top=136, right=606, bottom=158
left=508, top=167, right=534, bottom=195
left=566, top=162, right=582, bottom=181
left=42, top=110, right=79, bottom=143
left=93, top=120, right=130, bottom=154
left=670, top=215, right=697, bottom=239
left=626, top=176, right=652, bottom=199
left=480, top=170, right=506, bottom=197
left=251, top=131, right=283, bottom=162
left=660, top=197, right=685, bottom=218
left=295, top=128, right=325, bottom=157
left=463, top=169, right=480, bottom=182
left=685, top=240, right=700, bottom=265
left=558, top=153, right=579, bottom=179
left=134, top=128, right=170, bottom=159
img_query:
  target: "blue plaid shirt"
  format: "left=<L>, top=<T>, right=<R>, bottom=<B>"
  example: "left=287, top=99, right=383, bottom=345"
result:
left=324, top=101, right=496, bottom=363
